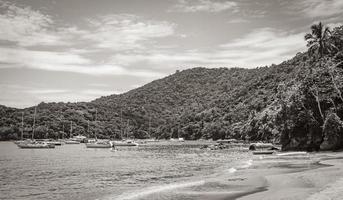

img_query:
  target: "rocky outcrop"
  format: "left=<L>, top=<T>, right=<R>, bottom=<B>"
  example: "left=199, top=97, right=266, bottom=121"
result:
left=320, top=113, right=343, bottom=150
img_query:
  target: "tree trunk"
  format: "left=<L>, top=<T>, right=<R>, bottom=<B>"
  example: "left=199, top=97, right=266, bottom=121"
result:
left=310, top=86, right=324, bottom=121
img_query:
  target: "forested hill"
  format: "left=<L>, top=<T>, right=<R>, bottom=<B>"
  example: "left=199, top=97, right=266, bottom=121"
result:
left=1, top=24, right=343, bottom=151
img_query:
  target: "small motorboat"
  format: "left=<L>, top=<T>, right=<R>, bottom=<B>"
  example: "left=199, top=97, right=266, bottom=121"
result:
left=46, top=140, right=62, bottom=146
left=17, top=141, right=55, bottom=149
left=85, top=140, right=113, bottom=148
left=112, top=140, right=139, bottom=146
left=64, top=140, right=80, bottom=144
left=252, top=151, right=274, bottom=155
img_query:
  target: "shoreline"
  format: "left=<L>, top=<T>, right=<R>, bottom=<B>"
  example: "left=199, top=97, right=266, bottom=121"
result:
left=226, top=152, right=343, bottom=200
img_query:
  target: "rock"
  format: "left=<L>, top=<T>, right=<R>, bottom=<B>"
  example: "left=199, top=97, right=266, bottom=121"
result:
left=249, top=143, right=276, bottom=151
left=320, top=113, right=343, bottom=150
left=249, top=144, right=256, bottom=151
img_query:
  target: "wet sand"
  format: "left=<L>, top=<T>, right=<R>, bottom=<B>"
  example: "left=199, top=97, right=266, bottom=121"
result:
left=220, top=152, right=343, bottom=200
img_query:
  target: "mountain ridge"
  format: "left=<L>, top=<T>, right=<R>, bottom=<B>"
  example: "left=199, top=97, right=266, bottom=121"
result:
left=1, top=24, right=342, bottom=151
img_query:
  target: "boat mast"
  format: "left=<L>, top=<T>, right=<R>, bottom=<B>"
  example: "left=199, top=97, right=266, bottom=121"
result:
left=87, top=120, right=90, bottom=138
left=120, top=109, right=123, bottom=139
left=70, top=121, right=73, bottom=138
left=21, top=111, right=24, bottom=140
left=62, top=124, right=65, bottom=139
left=126, top=119, right=129, bottom=139
left=148, top=116, right=151, bottom=138
left=32, top=107, right=37, bottom=140
left=95, top=109, right=98, bottom=140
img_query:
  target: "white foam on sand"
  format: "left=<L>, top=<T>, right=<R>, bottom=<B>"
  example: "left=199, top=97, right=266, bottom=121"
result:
left=239, top=159, right=253, bottom=169
left=306, top=177, right=343, bottom=200
left=228, top=167, right=237, bottom=173
left=110, top=180, right=206, bottom=200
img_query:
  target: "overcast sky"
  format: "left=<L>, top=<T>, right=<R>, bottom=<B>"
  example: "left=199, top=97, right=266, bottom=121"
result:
left=0, top=0, right=342, bottom=108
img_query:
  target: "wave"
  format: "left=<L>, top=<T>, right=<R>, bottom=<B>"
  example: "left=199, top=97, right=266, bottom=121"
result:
left=109, top=180, right=205, bottom=200
left=107, top=159, right=254, bottom=200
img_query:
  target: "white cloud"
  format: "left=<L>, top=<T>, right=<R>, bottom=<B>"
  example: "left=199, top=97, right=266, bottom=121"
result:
left=84, top=14, right=176, bottom=50
left=227, top=18, right=250, bottom=24
left=297, top=0, right=343, bottom=18
left=26, top=89, right=70, bottom=94
left=0, top=47, right=165, bottom=77
left=0, top=1, right=67, bottom=46
left=109, top=28, right=307, bottom=68
left=170, top=0, right=238, bottom=13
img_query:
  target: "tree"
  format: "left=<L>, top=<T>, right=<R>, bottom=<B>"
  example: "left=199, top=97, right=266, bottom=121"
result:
left=305, top=22, right=336, bottom=58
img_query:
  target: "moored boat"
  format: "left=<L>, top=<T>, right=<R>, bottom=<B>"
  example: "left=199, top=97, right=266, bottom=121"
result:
left=252, top=151, right=274, bottom=155
left=46, top=140, right=62, bottom=146
left=64, top=140, right=80, bottom=144
left=85, top=140, right=113, bottom=148
left=112, top=140, right=139, bottom=146
left=17, top=141, right=55, bottom=149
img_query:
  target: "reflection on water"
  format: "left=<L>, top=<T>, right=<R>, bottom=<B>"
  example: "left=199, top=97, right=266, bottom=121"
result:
left=0, top=141, right=251, bottom=200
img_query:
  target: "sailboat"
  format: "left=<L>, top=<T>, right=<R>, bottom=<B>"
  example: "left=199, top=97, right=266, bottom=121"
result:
left=17, top=107, right=55, bottom=149
left=112, top=116, right=138, bottom=147
left=14, top=112, right=29, bottom=145
left=86, top=109, right=113, bottom=148
left=64, top=121, right=80, bottom=144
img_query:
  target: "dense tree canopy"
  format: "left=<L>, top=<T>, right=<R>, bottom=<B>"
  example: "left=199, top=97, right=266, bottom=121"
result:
left=1, top=24, right=343, bottom=150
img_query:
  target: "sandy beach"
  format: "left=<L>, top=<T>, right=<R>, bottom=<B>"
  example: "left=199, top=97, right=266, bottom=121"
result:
left=217, top=152, right=343, bottom=200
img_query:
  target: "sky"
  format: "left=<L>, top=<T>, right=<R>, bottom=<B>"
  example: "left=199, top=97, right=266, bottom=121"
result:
left=0, top=0, right=342, bottom=108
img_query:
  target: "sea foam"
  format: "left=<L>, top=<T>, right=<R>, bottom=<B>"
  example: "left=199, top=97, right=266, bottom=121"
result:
left=110, top=180, right=206, bottom=200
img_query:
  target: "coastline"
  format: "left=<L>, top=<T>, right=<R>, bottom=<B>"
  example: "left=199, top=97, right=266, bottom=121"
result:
left=223, top=152, right=343, bottom=200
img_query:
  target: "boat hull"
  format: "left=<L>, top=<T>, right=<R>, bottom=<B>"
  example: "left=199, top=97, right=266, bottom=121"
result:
left=112, top=142, right=138, bottom=146
left=17, top=143, right=55, bottom=149
left=252, top=151, right=274, bottom=155
left=64, top=140, right=80, bottom=144
left=85, top=142, right=113, bottom=148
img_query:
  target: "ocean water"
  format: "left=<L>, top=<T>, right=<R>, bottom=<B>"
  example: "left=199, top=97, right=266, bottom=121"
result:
left=0, top=141, right=252, bottom=200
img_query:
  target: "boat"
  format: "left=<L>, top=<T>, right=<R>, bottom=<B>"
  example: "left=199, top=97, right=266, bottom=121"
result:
left=115, top=113, right=139, bottom=147
left=252, top=151, right=274, bottom=155
left=17, top=141, right=55, bottom=149
left=17, top=107, right=55, bottom=149
left=64, top=140, right=80, bottom=144
left=46, top=140, right=62, bottom=146
left=64, top=121, right=81, bottom=144
left=14, top=112, right=27, bottom=145
left=85, top=109, right=114, bottom=149
left=85, top=140, right=113, bottom=148
left=112, top=140, right=139, bottom=146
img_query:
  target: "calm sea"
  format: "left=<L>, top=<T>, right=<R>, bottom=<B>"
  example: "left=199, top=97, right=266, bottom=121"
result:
left=0, top=141, right=252, bottom=200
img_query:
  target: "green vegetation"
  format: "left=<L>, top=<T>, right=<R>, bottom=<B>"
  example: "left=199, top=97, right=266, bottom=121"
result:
left=1, top=23, right=342, bottom=150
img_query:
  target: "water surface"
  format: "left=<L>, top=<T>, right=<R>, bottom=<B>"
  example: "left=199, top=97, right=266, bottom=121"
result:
left=0, top=141, right=251, bottom=200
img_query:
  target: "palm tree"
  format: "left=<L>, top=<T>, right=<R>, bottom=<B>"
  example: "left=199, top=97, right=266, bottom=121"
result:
left=305, top=22, right=335, bottom=58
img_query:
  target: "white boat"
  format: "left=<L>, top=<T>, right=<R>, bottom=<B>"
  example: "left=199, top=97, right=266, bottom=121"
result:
left=85, top=140, right=113, bottom=148
left=112, top=140, right=139, bottom=146
left=64, top=140, right=80, bottom=144
left=64, top=121, right=81, bottom=144
left=16, top=107, right=55, bottom=149
left=17, top=141, right=55, bottom=149
left=46, top=140, right=62, bottom=146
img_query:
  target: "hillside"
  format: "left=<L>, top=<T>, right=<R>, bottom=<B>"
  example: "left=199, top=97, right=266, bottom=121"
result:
left=1, top=24, right=342, bottom=151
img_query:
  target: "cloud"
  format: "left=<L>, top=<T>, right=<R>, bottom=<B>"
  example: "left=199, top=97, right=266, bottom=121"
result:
left=170, top=0, right=238, bottom=13
left=84, top=14, right=176, bottom=50
left=109, top=28, right=307, bottom=69
left=26, top=89, right=70, bottom=94
left=227, top=18, right=250, bottom=24
left=296, top=0, right=343, bottom=18
left=0, top=47, right=165, bottom=77
left=0, top=1, right=67, bottom=46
